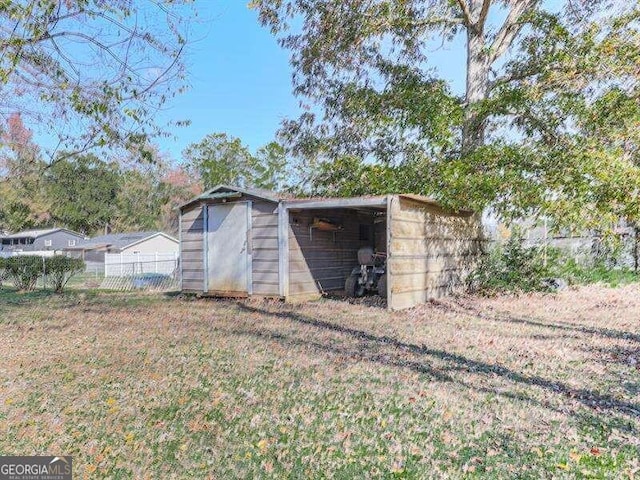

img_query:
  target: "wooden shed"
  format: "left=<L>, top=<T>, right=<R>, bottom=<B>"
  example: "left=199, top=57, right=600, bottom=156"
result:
left=179, top=185, right=485, bottom=310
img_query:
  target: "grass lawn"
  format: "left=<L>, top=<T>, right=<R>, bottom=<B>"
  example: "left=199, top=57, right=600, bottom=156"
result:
left=0, top=286, right=639, bottom=478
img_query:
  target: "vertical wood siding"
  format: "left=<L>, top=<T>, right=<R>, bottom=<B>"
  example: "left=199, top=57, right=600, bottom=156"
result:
left=388, top=196, right=484, bottom=310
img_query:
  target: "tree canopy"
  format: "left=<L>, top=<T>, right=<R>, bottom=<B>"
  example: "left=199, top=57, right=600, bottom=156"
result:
left=0, top=114, right=200, bottom=235
left=0, top=0, right=191, bottom=159
left=251, top=0, right=640, bottom=232
left=183, top=133, right=292, bottom=191
left=45, top=154, right=120, bottom=234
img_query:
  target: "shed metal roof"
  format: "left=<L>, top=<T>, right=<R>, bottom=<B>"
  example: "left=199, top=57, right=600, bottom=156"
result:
left=284, top=193, right=461, bottom=211
left=179, top=185, right=471, bottom=214
left=180, top=184, right=282, bottom=209
left=284, top=195, right=388, bottom=210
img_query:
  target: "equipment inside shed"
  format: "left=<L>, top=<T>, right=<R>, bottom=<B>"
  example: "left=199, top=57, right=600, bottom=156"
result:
left=287, top=206, right=388, bottom=301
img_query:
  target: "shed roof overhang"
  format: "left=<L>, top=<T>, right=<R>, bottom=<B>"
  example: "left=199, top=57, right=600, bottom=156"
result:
left=179, top=184, right=280, bottom=210
left=283, top=196, right=388, bottom=211
left=178, top=186, right=473, bottom=216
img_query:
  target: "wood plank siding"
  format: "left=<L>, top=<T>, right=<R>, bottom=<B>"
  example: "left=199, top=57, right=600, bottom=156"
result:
left=387, top=196, right=485, bottom=310
left=287, top=209, right=386, bottom=300
left=179, top=196, right=280, bottom=296
left=180, top=204, right=205, bottom=292
left=250, top=200, right=280, bottom=296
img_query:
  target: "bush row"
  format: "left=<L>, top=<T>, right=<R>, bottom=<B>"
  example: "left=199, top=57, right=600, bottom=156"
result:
left=0, top=255, right=85, bottom=292
left=471, top=230, right=639, bottom=295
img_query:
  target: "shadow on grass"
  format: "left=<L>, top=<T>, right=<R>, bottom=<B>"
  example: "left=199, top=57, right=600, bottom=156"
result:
left=579, top=343, right=640, bottom=374
left=432, top=300, right=640, bottom=344
left=0, top=287, right=63, bottom=304
left=234, top=303, right=640, bottom=423
left=0, top=287, right=170, bottom=319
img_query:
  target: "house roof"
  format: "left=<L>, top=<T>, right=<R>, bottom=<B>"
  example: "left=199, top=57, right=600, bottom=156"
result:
left=72, top=231, right=178, bottom=251
left=2, top=228, right=84, bottom=239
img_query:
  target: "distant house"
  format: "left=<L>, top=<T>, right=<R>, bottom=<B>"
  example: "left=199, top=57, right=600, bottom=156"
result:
left=0, top=228, right=86, bottom=254
left=66, top=231, right=179, bottom=263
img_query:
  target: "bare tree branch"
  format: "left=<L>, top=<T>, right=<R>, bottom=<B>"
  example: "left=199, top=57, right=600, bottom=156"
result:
left=489, top=0, right=540, bottom=64
left=477, top=0, right=492, bottom=31
left=456, top=0, right=473, bottom=27
left=0, top=1, right=190, bottom=157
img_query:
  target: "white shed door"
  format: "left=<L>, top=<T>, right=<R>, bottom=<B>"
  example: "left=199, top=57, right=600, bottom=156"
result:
left=207, top=203, right=250, bottom=294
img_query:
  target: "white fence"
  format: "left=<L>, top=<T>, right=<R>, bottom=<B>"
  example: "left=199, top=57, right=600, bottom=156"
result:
left=0, top=250, right=58, bottom=258
left=105, top=252, right=179, bottom=277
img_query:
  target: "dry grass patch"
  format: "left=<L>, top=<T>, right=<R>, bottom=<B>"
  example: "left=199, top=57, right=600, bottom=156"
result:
left=0, top=286, right=638, bottom=478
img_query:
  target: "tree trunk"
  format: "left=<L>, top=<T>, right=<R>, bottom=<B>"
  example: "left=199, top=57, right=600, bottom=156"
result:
left=462, top=24, right=490, bottom=156
left=634, top=224, right=639, bottom=273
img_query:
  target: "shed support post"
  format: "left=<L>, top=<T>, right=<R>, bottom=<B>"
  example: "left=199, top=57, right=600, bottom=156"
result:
left=203, top=203, right=209, bottom=293
left=386, top=195, right=393, bottom=310
left=246, top=200, right=253, bottom=295
left=178, top=212, right=183, bottom=290
left=278, top=203, right=289, bottom=299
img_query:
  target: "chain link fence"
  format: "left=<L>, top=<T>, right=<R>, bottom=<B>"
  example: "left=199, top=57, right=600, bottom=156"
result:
left=1, top=253, right=181, bottom=292
left=68, top=256, right=180, bottom=292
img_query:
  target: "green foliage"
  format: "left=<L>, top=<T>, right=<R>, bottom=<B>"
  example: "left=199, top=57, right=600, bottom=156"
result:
left=554, top=258, right=639, bottom=288
left=0, top=256, right=43, bottom=292
left=252, top=142, right=290, bottom=191
left=183, top=133, right=253, bottom=188
left=183, top=133, right=291, bottom=191
left=252, top=0, right=640, bottom=233
left=471, top=231, right=553, bottom=295
left=114, top=168, right=167, bottom=232
left=0, top=127, right=199, bottom=235
left=0, top=0, right=191, bottom=154
left=472, top=231, right=640, bottom=295
left=0, top=113, right=50, bottom=230
left=303, top=155, right=431, bottom=197
left=0, top=199, right=38, bottom=232
left=45, top=154, right=120, bottom=234
left=43, top=256, right=85, bottom=293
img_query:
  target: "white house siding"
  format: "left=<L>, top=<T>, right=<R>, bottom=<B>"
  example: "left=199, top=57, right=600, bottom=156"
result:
left=120, top=235, right=179, bottom=255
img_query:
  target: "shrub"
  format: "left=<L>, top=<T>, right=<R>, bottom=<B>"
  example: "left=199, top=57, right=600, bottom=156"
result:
left=2, top=255, right=44, bottom=291
left=44, top=256, right=85, bottom=293
left=554, top=257, right=639, bottom=287
left=471, top=230, right=553, bottom=295
left=0, top=257, right=7, bottom=286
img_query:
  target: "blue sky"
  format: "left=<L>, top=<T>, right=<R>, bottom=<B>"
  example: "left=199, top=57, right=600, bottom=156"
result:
left=156, top=2, right=301, bottom=161
left=25, top=1, right=566, bottom=163
left=155, top=1, right=467, bottom=162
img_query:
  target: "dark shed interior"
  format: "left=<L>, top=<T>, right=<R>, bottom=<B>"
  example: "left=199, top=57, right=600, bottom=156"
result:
left=286, top=205, right=387, bottom=300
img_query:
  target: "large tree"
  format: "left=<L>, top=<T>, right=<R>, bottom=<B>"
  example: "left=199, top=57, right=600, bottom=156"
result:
left=0, top=112, right=49, bottom=231
left=183, top=133, right=291, bottom=191
left=0, top=0, right=191, bottom=160
left=251, top=0, right=640, bottom=231
left=113, top=159, right=202, bottom=235
left=45, top=154, right=120, bottom=234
